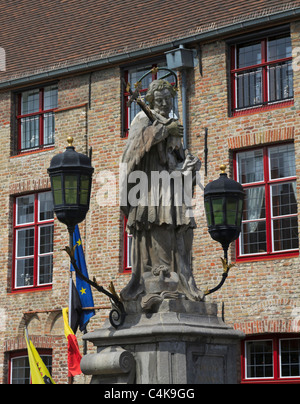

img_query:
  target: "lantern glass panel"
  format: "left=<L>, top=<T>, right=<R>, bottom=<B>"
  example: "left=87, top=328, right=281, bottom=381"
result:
left=226, top=197, right=238, bottom=225
left=205, top=201, right=212, bottom=226
left=237, top=199, right=244, bottom=225
left=52, top=176, right=63, bottom=206
left=212, top=198, right=224, bottom=225
left=80, top=175, right=90, bottom=206
left=64, top=175, right=78, bottom=205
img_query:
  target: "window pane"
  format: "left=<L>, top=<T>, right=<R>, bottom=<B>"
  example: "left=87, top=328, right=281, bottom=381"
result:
left=127, top=234, right=133, bottom=268
left=272, top=182, right=297, bottom=217
left=39, top=226, right=54, bottom=254
left=241, top=221, right=267, bottom=255
left=268, top=35, right=292, bottom=61
left=20, top=115, right=40, bottom=150
left=41, top=355, right=52, bottom=378
left=269, top=144, right=296, bottom=179
left=17, top=228, right=34, bottom=257
left=44, top=85, right=58, bottom=110
left=268, top=62, right=293, bottom=102
left=246, top=340, right=273, bottom=379
left=16, top=258, right=34, bottom=287
left=11, top=357, right=30, bottom=384
left=239, top=187, right=266, bottom=254
left=237, top=149, right=264, bottom=184
left=237, top=42, right=262, bottom=68
left=38, top=224, right=54, bottom=285
left=273, top=216, right=299, bottom=251
left=44, top=112, right=55, bottom=145
left=237, top=69, right=262, bottom=109
left=243, top=187, right=266, bottom=221
left=39, top=192, right=54, bottom=221
left=17, top=195, right=35, bottom=225
left=39, top=255, right=53, bottom=285
left=21, top=89, right=40, bottom=115
left=280, top=339, right=300, bottom=378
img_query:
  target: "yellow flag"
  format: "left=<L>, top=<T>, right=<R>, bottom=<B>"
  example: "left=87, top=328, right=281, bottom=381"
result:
left=25, top=329, right=55, bottom=385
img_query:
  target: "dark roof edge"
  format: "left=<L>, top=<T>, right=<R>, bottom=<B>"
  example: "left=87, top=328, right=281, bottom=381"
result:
left=1, top=7, right=300, bottom=90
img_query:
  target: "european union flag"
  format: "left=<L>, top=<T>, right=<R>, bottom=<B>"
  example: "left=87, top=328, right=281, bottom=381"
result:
left=71, top=225, right=95, bottom=332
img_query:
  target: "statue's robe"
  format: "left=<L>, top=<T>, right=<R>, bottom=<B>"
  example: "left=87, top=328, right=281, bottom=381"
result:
left=120, top=110, right=202, bottom=302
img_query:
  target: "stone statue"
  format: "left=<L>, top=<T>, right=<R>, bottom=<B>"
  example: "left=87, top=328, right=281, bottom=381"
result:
left=120, top=79, right=203, bottom=311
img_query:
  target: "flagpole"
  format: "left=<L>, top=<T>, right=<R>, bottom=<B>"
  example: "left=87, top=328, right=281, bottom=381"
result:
left=68, top=229, right=74, bottom=327
left=68, top=229, right=74, bottom=385
left=69, top=275, right=73, bottom=325
left=25, top=325, right=29, bottom=342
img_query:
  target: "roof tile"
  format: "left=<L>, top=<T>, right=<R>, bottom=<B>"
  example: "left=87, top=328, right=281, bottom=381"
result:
left=0, top=0, right=299, bottom=83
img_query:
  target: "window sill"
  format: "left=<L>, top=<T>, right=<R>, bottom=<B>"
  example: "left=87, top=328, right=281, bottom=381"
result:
left=241, top=378, right=300, bottom=384
left=236, top=250, right=299, bottom=263
left=9, top=285, right=52, bottom=294
left=11, top=146, right=55, bottom=158
left=231, top=100, right=294, bottom=118
left=119, top=270, right=132, bottom=275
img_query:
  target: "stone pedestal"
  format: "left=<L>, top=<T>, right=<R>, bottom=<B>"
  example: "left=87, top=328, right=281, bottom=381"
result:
left=81, top=299, right=244, bottom=384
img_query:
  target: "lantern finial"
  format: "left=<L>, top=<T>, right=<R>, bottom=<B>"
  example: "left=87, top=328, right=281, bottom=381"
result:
left=67, top=136, right=74, bottom=147
left=220, top=164, right=226, bottom=174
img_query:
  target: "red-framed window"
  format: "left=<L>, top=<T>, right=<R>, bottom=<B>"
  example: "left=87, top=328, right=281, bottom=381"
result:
left=12, top=191, right=54, bottom=291
left=241, top=335, right=300, bottom=384
left=230, top=32, right=293, bottom=116
left=123, top=218, right=132, bottom=273
left=8, top=350, right=52, bottom=384
left=17, top=85, right=58, bottom=153
left=122, top=62, right=178, bottom=137
left=234, top=143, right=299, bottom=261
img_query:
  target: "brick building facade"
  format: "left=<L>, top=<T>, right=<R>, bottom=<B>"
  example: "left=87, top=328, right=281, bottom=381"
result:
left=1, top=0, right=300, bottom=384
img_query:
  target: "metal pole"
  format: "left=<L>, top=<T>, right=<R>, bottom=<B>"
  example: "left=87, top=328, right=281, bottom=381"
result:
left=181, top=68, right=188, bottom=150
left=68, top=228, right=74, bottom=386
left=68, top=230, right=74, bottom=326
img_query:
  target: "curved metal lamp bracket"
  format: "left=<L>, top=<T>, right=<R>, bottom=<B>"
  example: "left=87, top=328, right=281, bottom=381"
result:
left=204, top=257, right=236, bottom=297
left=64, top=246, right=126, bottom=329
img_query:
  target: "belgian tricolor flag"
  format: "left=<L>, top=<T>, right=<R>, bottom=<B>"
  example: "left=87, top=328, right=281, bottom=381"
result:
left=62, top=308, right=82, bottom=377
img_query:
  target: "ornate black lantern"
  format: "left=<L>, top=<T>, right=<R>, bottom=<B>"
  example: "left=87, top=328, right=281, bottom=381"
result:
left=47, top=137, right=94, bottom=235
left=204, top=165, right=245, bottom=262
left=47, top=137, right=126, bottom=328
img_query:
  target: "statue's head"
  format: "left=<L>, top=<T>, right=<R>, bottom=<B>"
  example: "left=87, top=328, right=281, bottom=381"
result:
left=146, top=79, right=177, bottom=118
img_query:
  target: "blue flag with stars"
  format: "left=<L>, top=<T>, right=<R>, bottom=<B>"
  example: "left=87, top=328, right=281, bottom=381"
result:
left=71, top=225, right=95, bottom=332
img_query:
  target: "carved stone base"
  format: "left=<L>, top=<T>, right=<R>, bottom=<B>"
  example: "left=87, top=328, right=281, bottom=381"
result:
left=82, top=299, right=244, bottom=384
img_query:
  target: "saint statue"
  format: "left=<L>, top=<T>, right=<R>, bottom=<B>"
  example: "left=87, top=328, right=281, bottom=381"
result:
left=120, top=79, right=203, bottom=310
